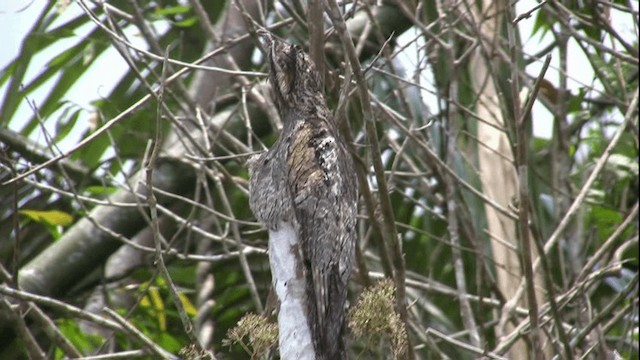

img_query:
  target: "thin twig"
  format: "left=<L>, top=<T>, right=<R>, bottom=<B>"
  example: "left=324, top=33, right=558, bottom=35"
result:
left=104, top=308, right=178, bottom=360
left=443, top=3, right=481, bottom=347
left=569, top=274, right=638, bottom=349
left=211, top=173, right=264, bottom=312
left=426, top=328, right=508, bottom=359
left=576, top=202, right=639, bottom=283
left=0, top=299, right=45, bottom=359
left=72, top=350, right=147, bottom=359
left=0, top=285, right=123, bottom=332
left=513, top=0, right=548, bottom=24
left=509, top=10, right=552, bottom=353
left=28, top=304, right=83, bottom=357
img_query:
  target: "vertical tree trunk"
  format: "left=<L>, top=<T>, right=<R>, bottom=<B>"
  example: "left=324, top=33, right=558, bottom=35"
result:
left=267, top=223, right=316, bottom=359
left=467, top=0, right=547, bottom=358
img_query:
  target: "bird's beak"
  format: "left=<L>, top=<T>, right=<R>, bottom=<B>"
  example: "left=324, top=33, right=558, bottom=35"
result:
left=256, top=29, right=273, bottom=52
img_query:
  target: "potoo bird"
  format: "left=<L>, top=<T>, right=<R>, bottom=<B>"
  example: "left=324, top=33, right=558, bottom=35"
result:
left=248, top=30, right=358, bottom=360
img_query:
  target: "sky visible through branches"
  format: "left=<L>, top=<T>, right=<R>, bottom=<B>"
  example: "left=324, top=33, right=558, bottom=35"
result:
left=3, top=0, right=636, bottom=156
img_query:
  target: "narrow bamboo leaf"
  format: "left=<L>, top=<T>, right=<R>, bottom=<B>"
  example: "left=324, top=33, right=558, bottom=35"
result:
left=53, top=107, right=81, bottom=143
left=23, top=34, right=111, bottom=136
left=149, top=287, right=167, bottom=331
left=71, top=127, right=113, bottom=169
left=46, top=42, right=85, bottom=68
left=156, top=333, right=182, bottom=353
left=19, top=209, right=74, bottom=226
left=0, top=61, right=17, bottom=88
left=82, top=41, right=96, bottom=65
left=0, top=5, right=93, bottom=126
left=173, top=17, right=198, bottom=28
left=0, top=3, right=57, bottom=125
left=178, top=292, right=198, bottom=316
left=155, top=5, right=191, bottom=16
left=84, top=185, right=117, bottom=196
left=56, top=318, right=102, bottom=355
left=531, top=10, right=551, bottom=38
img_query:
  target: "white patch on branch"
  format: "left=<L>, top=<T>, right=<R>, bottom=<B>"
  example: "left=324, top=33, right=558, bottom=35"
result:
left=268, top=221, right=315, bottom=360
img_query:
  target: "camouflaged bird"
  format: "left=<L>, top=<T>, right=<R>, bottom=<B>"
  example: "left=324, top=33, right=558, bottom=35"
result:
left=248, top=30, right=358, bottom=360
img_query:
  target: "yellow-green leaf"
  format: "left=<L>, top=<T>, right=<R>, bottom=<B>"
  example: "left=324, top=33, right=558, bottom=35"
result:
left=140, top=295, right=151, bottom=308
left=178, top=292, right=197, bottom=316
left=19, top=209, right=73, bottom=226
left=149, top=288, right=166, bottom=331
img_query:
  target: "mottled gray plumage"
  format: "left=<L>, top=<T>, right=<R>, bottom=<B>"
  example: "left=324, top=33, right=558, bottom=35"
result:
left=248, top=30, right=358, bottom=360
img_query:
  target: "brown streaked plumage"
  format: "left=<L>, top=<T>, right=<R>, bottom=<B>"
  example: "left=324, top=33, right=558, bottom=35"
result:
left=248, top=30, right=358, bottom=360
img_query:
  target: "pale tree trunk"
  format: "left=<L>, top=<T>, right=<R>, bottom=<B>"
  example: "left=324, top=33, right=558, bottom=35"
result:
left=467, top=0, right=548, bottom=358
left=268, top=223, right=315, bottom=360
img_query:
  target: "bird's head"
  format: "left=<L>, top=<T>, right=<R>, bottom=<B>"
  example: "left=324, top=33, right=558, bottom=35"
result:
left=257, top=30, right=323, bottom=113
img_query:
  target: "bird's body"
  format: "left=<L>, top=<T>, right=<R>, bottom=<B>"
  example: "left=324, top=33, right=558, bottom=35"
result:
left=248, top=31, right=357, bottom=360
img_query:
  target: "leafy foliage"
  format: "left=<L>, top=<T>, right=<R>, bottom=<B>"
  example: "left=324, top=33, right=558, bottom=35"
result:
left=0, top=0, right=637, bottom=359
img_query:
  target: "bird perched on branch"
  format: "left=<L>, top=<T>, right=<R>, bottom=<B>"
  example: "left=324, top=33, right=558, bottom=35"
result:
left=248, top=30, right=358, bottom=360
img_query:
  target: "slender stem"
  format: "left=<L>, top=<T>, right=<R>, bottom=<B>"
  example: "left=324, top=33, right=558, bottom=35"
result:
left=444, top=4, right=481, bottom=347
left=104, top=308, right=177, bottom=359
left=508, top=4, right=542, bottom=353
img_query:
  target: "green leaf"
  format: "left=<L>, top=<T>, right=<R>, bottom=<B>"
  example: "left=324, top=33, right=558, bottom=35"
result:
left=56, top=318, right=102, bottom=353
left=53, top=106, right=81, bottom=143
left=155, top=5, right=191, bottom=16
left=71, top=127, right=112, bottom=169
left=567, top=88, right=586, bottom=114
left=178, top=292, right=197, bottom=316
left=47, top=42, right=83, bottom=68
left=84, top=185, right=117, bottom=196
left=142, top=287, right=167, bottom=331
left=531, top=10, right=551, bottom=39
left=0, top=61, right=17, bottom=88
left=23, top=35, right=111, bottom=136
left=173, top=17, right=197, bottom=28
left=19, top=209, right=73, bottom=226
left=156, top=332, right=182, bottom=353
left=0, top=3, right=57, bottom=126
left=620, top=241, right=638, bottom=269
left=590, top=206, right=624, bottom=240
left=0, top=7, right=95, bottom=127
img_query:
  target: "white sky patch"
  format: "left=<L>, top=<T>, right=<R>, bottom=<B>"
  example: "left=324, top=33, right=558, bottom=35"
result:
left=394, top=1, right=637, bottom=141
left=2, top=2, right=636, bottom=164
left=1, top=2, right=170, bottom=180
left=393, top=14, right=560, bottom=139
left=1, top=3, right=167, bottom=142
